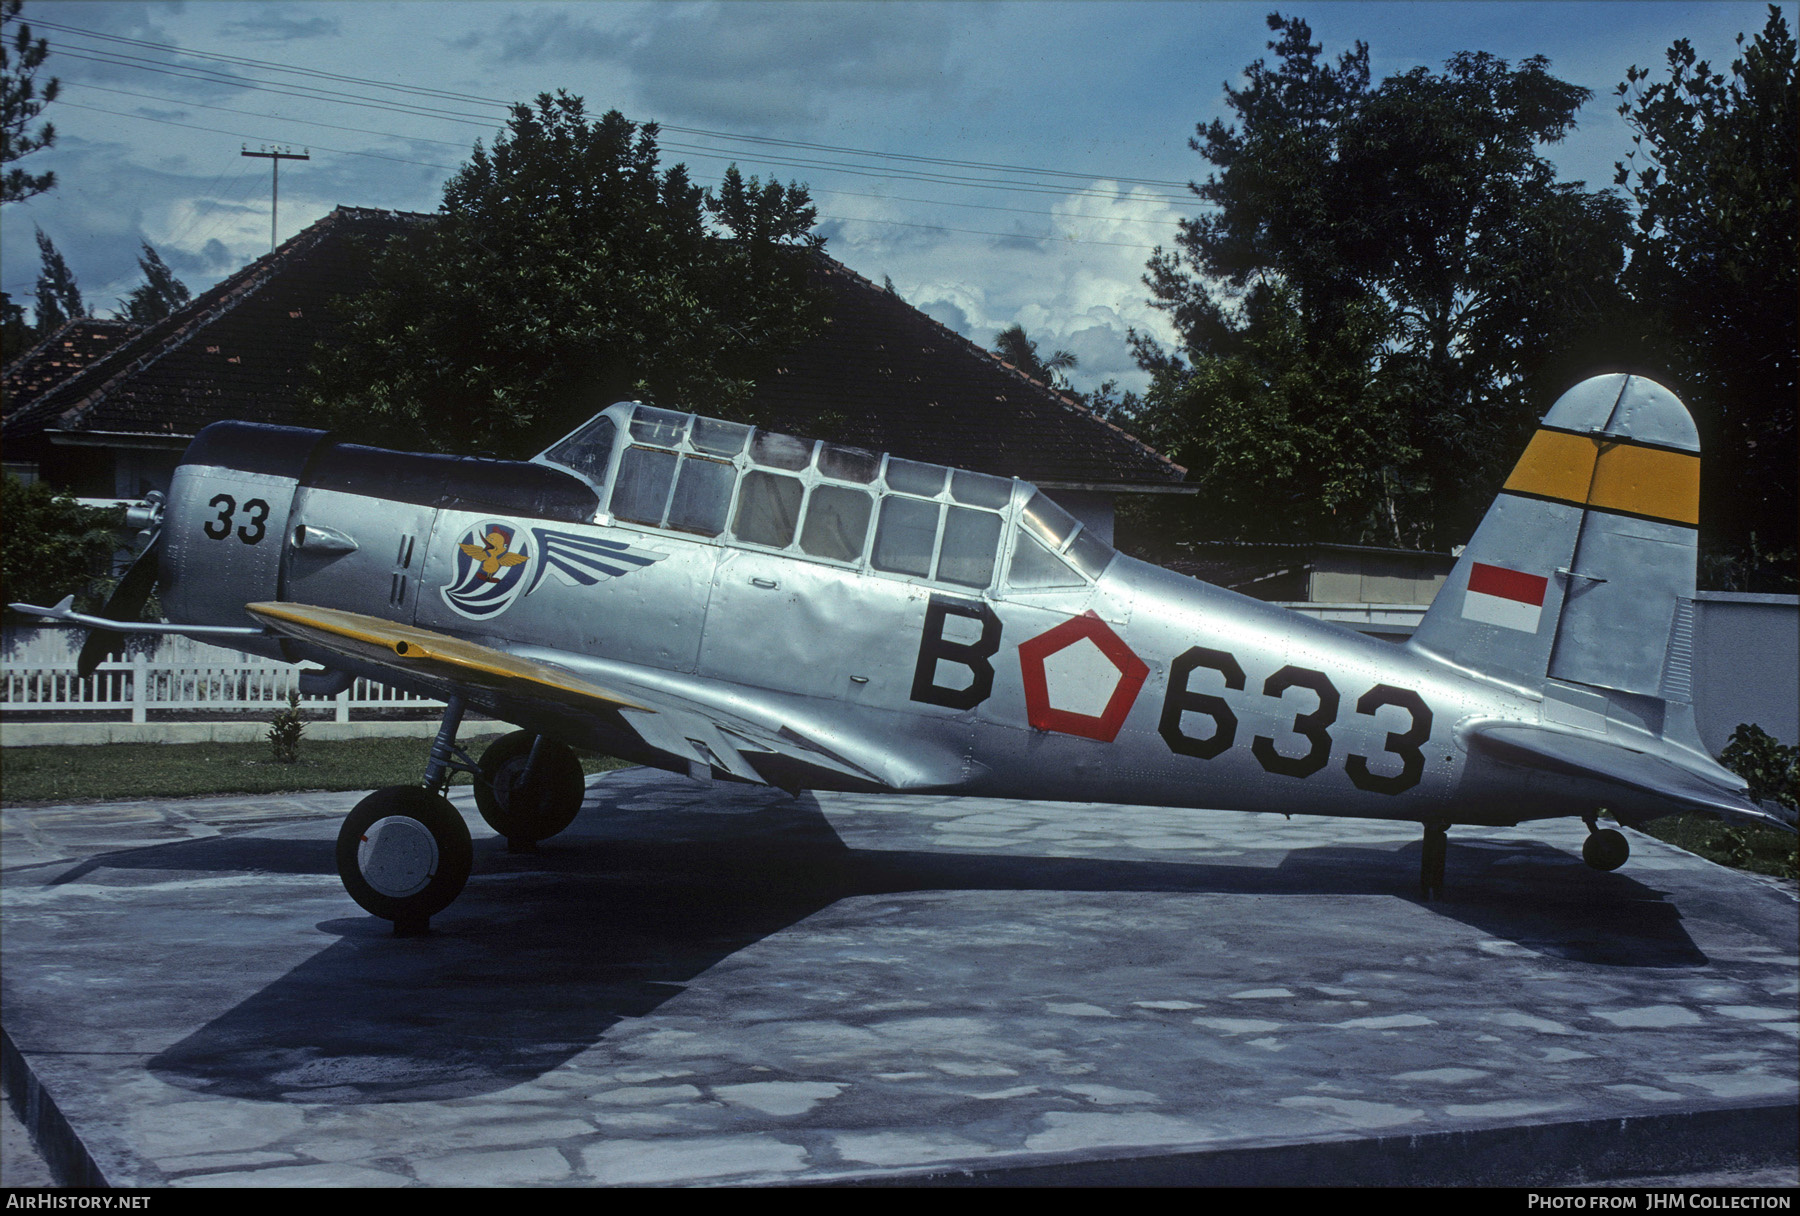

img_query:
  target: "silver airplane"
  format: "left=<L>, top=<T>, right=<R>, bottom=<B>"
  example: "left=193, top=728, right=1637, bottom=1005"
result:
left=15, top=373, right=1792, bottom=933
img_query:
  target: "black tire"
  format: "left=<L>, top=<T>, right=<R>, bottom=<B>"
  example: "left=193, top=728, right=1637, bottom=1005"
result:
left=1583, top=827, right=1630, bottom=872
left=336, top=786, right=473, bottom=928
left=473, top=731, right=585, bottom=844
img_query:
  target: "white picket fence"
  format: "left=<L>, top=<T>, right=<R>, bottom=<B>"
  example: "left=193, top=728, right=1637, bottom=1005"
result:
left=1, top=628, right=441, bottom=723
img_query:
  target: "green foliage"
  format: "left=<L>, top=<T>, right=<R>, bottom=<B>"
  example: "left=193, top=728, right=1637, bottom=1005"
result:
left=1615, top=6, right=1799, bottom=580
left=0, top=476, right=123, bottom=614
left=31, top=226, right=81, bottom=334
left=307, top=92, right=829, bottom=458
left=267, top=692, right=306, bottom=764
left=1719, top=722, right=1798, bottom=811
left=119, top=243, right=191, bottom=325
left=0, top=0, right=58, bottom=204
left=1127, top=14, right=1633, bottom=548
left=1641, top=814, right=1798, bottom=882
left=1, top=288, right=28, bottom=362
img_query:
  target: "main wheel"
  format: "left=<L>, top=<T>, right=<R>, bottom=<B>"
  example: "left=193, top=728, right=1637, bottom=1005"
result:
left=1583, top=827, right=1630, bottom=872
left=336, top=786, right=473, bottom=932
left=473, top=731, right=585, bottom=846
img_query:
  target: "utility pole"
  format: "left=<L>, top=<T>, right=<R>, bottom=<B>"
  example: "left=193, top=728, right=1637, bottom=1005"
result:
left=240, top=145, right=310, bottom=254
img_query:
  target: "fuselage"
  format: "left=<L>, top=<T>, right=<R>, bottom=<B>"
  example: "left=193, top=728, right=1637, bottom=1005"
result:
left=158, top=404, right=1646, bottom=829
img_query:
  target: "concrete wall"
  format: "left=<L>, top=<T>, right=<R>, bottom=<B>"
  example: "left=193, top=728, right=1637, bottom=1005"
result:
left=1691, top=592, right=1799, bottom=752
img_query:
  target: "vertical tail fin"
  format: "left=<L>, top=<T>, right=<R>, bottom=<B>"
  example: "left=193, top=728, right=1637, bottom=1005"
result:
left=1408, top=375, right=1700, bottom=702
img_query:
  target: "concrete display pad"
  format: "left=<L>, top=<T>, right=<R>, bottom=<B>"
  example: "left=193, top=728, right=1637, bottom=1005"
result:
left=2, top=769, right=1796, bottom=1187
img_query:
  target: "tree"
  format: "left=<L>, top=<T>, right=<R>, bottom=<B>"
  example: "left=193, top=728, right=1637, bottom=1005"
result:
left=308, top=92, right=828, bottom=456
left=1127, top=14, right=1632, bottom=547
left=1, top=290, right=28, bottom=361
left=119, top=243, right=192, bottom=325
left=991, top=323, right=1076, bottom=390
left=0, top=477, right=122, bottom=616
left=1, top=0, right=58, bottom=204
left=1615, top=5, right=1798, bottom=582
left=32, top=226, right=81, bottom=334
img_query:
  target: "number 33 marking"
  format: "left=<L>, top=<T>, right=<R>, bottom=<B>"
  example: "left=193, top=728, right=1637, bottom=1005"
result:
left=202, top=493, right=269, bottom=545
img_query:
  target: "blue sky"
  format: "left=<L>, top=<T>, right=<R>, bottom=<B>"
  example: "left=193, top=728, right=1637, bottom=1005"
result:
left=2, top=1, right=1789, bottom=394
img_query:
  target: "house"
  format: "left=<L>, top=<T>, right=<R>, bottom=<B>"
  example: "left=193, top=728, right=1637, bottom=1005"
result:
left=1, top=207, right=1189, bottom=540
left=1, top=317, right=142, bottom=484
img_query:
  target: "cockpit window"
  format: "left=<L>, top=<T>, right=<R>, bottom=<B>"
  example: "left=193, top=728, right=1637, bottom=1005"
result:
left=666, top=455, right=735, bottom=536
left=885, top=458, right=948, bottom=497
left=539, top=414, right=617, bottom=489
left=1020, top=492, right=1079, bottom=551
left=733, top=470, right=804, bottom=548
left=630, top=406, right=689, bottom=447
left=818, top=443, right=880, bottom=484
left=938, top=506, right=1002, bottom=588
left=872, top=495, right=939, bottom=577
left=1007, top=528, right=1086, bottom=590
left=951, top=469, right=1012, bottom=509
left=799, top=484, right=873, bottom=561
left=1066, top=526, right=1115, bottom=579
left=750, top=430, right=812, bottom=472
left=691, top=417, right=750, bottom=458
left=612, top=446, right=678, bottom=526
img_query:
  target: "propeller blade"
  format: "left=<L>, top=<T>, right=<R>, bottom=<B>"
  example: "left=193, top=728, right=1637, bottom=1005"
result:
left=77, top=530, right=162, bottom=679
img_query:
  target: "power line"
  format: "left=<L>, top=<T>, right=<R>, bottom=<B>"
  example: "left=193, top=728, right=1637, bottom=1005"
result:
left=35, top=15, right=1201, bottom=197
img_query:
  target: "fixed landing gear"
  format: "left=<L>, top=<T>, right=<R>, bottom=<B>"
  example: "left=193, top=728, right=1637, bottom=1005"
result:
left=336, top=785, right=471, bottom=936
left=1582, top=817, right=1630, bottom=871
left=334, top=698, right=586, bottom=932
left=337, top=694, right=477, bottom=933
left=1419, top=819, right=1448, bottom=899
left=474, top=730, right=585, bottom=851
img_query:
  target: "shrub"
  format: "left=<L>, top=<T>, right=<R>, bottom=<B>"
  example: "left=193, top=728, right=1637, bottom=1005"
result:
left=268, top=692, right=305, bottom=763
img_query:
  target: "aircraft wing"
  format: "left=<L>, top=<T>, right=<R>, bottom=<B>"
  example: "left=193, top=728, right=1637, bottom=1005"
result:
left=1464, top=721, right=1796, bottom=833
left=244, top=602, right=922, bottom=793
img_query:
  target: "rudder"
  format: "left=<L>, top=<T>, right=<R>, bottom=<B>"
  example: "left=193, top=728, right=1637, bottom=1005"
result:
left=1409, top=375, right=1700, bottom=702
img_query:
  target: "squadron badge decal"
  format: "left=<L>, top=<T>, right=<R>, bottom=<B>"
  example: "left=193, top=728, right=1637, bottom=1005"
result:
left=442, top=521, right=669, bottom=620
left=443, top=521, right=536, bottom=619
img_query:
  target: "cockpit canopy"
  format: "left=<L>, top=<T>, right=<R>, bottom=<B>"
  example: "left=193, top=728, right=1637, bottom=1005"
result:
left=534, top=403, right=1113, bottom=593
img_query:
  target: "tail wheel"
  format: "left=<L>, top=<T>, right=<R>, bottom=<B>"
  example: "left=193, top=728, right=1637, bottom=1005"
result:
left=474, top=731, right=585, bottom=846
left=1583, top=827, right=1630, bottom=872
left=336, top=786, right=473, bottom=932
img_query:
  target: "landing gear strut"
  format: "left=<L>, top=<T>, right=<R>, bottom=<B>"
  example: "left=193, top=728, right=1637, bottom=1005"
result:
left=335, top=694, right=477, bottom=935
left=1420, top=819, right=1448, bottom=899
left=1582, top=816, right=1630, bottom=871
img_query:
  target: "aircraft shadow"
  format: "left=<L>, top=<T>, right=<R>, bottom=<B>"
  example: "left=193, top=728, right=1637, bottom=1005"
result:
left=111, top=788, right=1703, bottom=1102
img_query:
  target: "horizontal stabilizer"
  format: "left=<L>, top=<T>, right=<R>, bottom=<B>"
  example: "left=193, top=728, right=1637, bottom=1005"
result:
left=1465, top=722, right=1795, bottom=832
left=8, top=596, right=266, bottom=639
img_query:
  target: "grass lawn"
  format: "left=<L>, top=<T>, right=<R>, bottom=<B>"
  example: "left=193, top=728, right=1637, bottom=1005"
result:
left=3, top=738, right=1792, bottom=883
left=1637, top=813, right=1798, bottom=882
left=1, top=735, right=630, bottom=805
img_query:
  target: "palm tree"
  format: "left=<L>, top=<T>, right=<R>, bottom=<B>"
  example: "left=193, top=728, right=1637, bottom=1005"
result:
left=991, top=323, right=1076, bottom=390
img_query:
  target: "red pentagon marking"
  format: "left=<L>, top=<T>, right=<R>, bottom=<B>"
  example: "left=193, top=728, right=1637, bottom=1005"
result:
left=1017, top=611, right=1150, bottom=742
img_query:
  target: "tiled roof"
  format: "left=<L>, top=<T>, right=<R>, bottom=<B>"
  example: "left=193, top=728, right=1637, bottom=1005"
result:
left=2, top=318, right=141, bottom=419
left=749, top=257, right=1183, bottom=485
left=2, top=208, right=426, bottom=458
left=4, top=206, right=1184, bottom=487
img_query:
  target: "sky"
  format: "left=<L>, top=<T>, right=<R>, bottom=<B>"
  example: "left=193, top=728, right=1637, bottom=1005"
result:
left=2, top=0, right=1790, bottom=396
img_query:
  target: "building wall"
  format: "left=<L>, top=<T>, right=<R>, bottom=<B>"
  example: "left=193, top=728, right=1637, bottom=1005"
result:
left=1691, top=592, right=1800, bottom=751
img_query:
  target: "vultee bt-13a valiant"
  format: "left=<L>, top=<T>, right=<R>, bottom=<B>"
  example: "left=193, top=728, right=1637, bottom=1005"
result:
left=16, top=374, right=1792, bottom=932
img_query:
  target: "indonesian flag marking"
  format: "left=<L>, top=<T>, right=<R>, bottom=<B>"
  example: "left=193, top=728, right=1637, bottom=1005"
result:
left=1462, top=562, right=1549, bottom=633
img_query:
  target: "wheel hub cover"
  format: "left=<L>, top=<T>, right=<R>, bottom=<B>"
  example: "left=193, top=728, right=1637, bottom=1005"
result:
left=358, top=815, right=439, bottom=898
